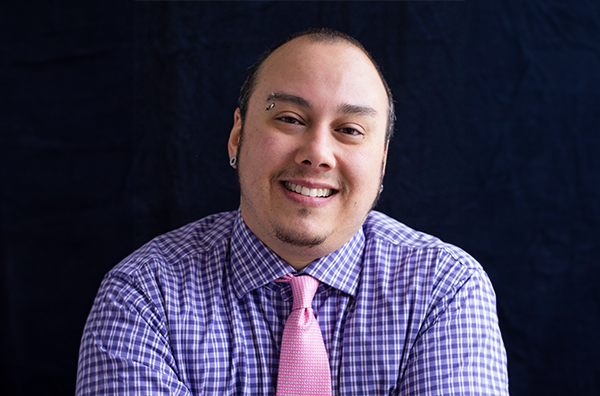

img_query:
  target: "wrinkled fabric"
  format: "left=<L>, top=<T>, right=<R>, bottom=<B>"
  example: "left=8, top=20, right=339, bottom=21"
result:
left=76, top=210, right=508, bottom=395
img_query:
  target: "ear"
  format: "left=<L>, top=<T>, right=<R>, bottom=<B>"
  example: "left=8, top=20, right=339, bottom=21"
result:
left=228, top=108, right=242, bottom=159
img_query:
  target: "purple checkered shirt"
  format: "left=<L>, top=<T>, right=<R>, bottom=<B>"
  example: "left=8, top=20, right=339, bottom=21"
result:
left=76, top=209, right=509, bottom=395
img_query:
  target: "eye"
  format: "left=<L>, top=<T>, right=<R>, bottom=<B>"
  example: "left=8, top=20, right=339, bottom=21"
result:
left=277, top=116, right=303, bottom=125
left=337, top=127, right=363, bottom=136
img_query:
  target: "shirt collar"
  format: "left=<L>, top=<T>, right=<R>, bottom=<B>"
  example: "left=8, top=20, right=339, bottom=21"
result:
left=230, top=209, right=364, bottom=299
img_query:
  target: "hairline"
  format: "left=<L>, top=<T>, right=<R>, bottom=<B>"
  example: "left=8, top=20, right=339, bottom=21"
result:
left=238, top=29, right=395, bottom=142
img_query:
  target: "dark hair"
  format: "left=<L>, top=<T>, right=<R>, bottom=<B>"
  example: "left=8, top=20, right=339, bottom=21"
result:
left=237, top=28, right=396, bottom=141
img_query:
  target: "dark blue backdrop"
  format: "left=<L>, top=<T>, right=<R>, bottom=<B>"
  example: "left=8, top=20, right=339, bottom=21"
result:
left=2, top=1, right=599, bottom=395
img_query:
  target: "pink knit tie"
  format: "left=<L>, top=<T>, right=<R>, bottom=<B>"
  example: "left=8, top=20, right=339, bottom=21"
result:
left=276, top=275, right=332, bottom=396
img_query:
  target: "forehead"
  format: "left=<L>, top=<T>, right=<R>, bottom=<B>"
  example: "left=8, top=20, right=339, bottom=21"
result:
left=251, top=38, right=388, bottom=115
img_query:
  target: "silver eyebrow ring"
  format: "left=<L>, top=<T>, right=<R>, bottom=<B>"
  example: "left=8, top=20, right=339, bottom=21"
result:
left=265, top=92, right=276, bottom=110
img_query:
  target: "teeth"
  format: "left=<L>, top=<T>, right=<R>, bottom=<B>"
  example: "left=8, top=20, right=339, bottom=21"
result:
left=284, top=182, right=334, bottom=198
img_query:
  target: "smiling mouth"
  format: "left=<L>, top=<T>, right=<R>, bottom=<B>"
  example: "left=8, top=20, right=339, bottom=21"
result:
left=283, top=181, right=336, bottom=198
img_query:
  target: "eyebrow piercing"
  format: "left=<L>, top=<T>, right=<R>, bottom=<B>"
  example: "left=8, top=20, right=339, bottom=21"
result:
left=265, top=92, right=276, bottom=110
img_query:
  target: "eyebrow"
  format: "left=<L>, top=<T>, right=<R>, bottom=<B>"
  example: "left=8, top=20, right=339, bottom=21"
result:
left=270, top=92, right=311, bottom=108
left=270, top=92, right=378, bottom=118
left=337, top=103, right=378, bottom=118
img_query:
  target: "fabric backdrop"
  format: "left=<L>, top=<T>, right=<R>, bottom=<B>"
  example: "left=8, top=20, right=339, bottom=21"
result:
left=2, top=1, right=599, bottom=395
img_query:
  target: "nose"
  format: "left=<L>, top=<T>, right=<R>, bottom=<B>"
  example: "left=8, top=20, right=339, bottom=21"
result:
left=294, top=125, right=336, bottom=171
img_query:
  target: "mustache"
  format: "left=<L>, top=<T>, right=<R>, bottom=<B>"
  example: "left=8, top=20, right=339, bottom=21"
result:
left=269, top=168, right=346, bottom=191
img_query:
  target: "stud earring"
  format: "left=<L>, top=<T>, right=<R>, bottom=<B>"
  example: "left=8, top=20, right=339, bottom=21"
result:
left=229, top=156, right=237, bottom=168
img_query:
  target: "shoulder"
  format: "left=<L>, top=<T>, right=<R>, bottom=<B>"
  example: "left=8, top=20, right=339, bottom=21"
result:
left=362, top=211, right=498, bottom=323
left=107, top=210, right=237, bottom=281
left=361, top=211, right=489, bottom=302
left=363, top=210, right=481, bottom=271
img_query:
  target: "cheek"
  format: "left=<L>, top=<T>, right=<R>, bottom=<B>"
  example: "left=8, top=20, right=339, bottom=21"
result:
left=342, top=149, right=384, bottom=188
left=242, top=128, right=292, bottom=168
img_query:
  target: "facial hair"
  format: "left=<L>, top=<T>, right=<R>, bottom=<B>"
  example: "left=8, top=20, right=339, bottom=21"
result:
left=235, top=124, right=387, bottom=249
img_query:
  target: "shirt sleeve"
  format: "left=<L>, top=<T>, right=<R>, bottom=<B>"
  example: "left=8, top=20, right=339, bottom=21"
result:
left=399, top=269, right=509, bottom=396
left=76, top=269, right=193, bottom=396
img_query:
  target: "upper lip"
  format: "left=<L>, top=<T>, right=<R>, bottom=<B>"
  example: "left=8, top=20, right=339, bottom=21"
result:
left=282, top=179, right=338, bottom=191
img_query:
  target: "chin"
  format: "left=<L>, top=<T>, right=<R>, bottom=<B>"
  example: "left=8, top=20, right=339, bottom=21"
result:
left=273, top=224, right=329, bottom=248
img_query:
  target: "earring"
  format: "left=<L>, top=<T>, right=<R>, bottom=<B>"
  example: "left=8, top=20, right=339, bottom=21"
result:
left=229, top=156, right=237, bottom=168
left=380, top=184, right=384, bottom=193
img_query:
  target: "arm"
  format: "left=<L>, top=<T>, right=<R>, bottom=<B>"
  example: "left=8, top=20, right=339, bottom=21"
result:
left=400, top=270, right=509, bottom=395
left=76, top=273, right=193, bottom=396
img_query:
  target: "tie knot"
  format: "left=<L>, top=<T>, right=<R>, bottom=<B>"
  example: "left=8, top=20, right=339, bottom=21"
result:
left=289, top=275, right=320, bottom=310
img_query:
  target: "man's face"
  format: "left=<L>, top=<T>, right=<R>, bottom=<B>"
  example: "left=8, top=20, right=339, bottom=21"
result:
left=229, top=38, right=389, bottom=268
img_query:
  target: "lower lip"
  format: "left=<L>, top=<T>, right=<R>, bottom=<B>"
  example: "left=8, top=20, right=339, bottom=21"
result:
left=279, top=183, right=335, bottom=207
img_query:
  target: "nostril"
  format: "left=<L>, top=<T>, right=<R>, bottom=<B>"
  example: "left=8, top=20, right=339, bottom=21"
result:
left=302, top=159, right=312, bottom=165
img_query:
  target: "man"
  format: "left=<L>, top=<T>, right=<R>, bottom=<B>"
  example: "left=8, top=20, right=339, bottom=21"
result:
left=77, top=28, right=509, bottom=395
